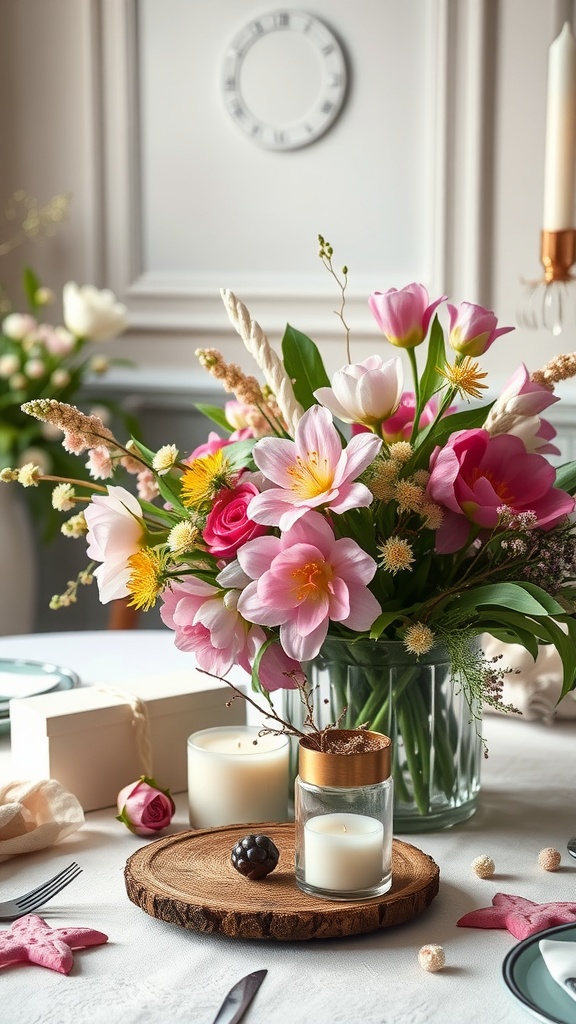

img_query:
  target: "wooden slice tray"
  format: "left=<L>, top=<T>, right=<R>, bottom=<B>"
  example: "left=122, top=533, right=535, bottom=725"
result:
left=124, top=823, right=439, bottom=941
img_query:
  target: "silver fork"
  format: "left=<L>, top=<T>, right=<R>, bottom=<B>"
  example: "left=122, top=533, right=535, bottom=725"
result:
left=0, top=862, right=82, bottom=921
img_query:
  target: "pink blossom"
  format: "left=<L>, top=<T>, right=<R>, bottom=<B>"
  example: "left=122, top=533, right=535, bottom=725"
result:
left=187, top=431, right=232, bottom=461
left=33, top=324, right=76, bottom=356
left=116, top=777, right=175, bottom=836
left=236, top=511, right=381, bottom=662
left=246, top=628, right=305, bottom=690
left=484, top=363, right=559, bottom=455
left=85, top=446, right=114, bottom=480
left=203, top=481, right=268, bottom=559
left=247, top=405, right=381, bottom=531
left=368, top=283, right=445, bottom=349
left=314, top=355, right=403, bottom=427
left=85, top=486, right=144, bottom=602
left=136, top=468, right=160, bottom=501
left=372, top=393, right=453, bottom=442
left=225, top=401, right=255, bottom=430
left=160, top=579, right=251, bottom=676
left=447, top=301, right=514, bottom=357
left=427, top=429, right=574, bottom=554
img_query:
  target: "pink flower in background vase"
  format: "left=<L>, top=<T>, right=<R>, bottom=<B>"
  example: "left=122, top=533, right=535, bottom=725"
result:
left=314, top=355, right=403, bottom=427
left=236, top=510, right=381, bottom=662
left=116, top=776, right=175, bottom=836
left=447, top=301, right=513, bottom=357
left=203, top=481, right=268, bottom=559
left=368, top=283, right=445, bottom=349
left=247, top=405, right=382, bottom=530
left=484, top=363, right=560, bottom=455
left=85, top=485, right=144, bottom=602
left=427, top=429, right=574, bottom=554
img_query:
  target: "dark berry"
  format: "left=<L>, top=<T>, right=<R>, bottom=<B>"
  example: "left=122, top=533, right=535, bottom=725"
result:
left=230, top=834, right=280, bottom=879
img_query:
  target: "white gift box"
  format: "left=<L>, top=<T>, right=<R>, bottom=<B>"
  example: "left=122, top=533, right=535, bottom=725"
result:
left=9, top=670, right=246, bottom=811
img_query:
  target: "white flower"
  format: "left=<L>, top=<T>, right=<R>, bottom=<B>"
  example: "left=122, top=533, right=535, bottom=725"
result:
left=314, top=355, right=404, bottom=427
left=2, top=313, right=37, bottom=340
left=152, top=444, right=179, bottom=475
left=23, top=358, right=46, bottom=379
left=0, top=354, right=20, bottom=378
left=84, top=485, right=144, bottom=603
left=52, top=482, right=76, bottom=511
left=63, top=282, right=128, bottom=341
left=51, top=369, right=71, bottom=388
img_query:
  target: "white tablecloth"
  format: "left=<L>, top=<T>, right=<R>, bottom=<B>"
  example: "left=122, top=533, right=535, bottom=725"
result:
left=0, top=631, right=575, bottom=1024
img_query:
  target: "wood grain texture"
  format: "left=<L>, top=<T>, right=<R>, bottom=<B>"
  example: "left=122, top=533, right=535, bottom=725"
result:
left=124, top=823, right=439, bottom=941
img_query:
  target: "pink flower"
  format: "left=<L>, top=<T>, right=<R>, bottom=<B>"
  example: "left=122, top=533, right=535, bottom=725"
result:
left=380, top=393, right=449, bottom=442
left=116, top=776, right=175, bottom=836
left=427, top=429, right=575, bottom=554
left=247, top=405, right=381, bottom=531
left=160, top=578, right=258, bottom=678
left=187, top=431, right=232, bottom=461
left=447, top=301, right=513, bottom=357
left=85, top=446, right=114, bottom=480
left=484, top=363, right=559, bottom=455
left=203, top=481, right=268, bottom=559
left=246, top=628, right=305, bottom=690
left=85, top=486, right=144, bottom=602
left=236, top=511, right=381, bottom=662
left=314, top=355, right=403, bottom=427
left=368, top=283, right=445, bottom=349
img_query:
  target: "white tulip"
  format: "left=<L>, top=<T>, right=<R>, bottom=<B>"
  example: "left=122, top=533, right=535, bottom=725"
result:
left=63, top=282, right=128, bottom=341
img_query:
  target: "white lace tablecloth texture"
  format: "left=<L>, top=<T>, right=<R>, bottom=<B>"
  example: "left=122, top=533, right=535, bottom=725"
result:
left=0, top=631, right=574, bottom=1024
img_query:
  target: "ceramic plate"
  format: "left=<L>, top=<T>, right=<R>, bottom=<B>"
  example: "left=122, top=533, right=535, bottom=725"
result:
left=502, top=923, right=576, bottom=1023
left=0, top=657, right=80, bottom=722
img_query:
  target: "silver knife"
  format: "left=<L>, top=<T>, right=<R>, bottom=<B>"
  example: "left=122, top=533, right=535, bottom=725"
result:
left=211, top=969, right=267, bottom=1024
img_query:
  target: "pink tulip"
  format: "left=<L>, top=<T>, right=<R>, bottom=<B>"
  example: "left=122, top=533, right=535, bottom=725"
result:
left=314, top=355, right=403, bottom=427
left=447, top=301, right=513, bottom=357
left=247, top=405, right=381, bottom=531
left=427, top=429, right=574, bottom=554
left=484, top=363, right=559, bottom=455
left=368, top=283, right=445, bottom=349
left=236, top=511, right=381, bottom=662
left=116, top=776, right=175, bottom=836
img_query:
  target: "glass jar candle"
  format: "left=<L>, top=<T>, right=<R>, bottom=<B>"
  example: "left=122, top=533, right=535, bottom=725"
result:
left=294, top=729, right=393, bottom=901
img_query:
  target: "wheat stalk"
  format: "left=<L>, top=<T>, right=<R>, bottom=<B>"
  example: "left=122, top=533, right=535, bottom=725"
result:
left=220, top=289, right=304, bottom=434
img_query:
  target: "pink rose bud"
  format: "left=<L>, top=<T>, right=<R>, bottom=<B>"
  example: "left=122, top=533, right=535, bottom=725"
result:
left=116, top=775, right=175, bottom=836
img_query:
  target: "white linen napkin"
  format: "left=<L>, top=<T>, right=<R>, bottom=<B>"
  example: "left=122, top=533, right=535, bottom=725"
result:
left=482, top=635, right=576, bottom=724
left=539, top=938, right=576, bottom=1002
left=0, top=779, right=84, bottom=862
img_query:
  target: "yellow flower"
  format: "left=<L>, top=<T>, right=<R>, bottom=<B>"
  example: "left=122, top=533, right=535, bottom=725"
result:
left=126, top=547, right=168, bottom=611
left=436, top=357, right=488, bottom=401
left=378, top=536, right=415, bottom=574
left=404, top=623, right=435, bottom=656
left=180, top=449, right=232, bottom=508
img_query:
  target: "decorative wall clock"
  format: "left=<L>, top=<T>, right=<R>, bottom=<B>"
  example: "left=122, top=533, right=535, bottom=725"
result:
left=221, top=10, right=347, bottom=151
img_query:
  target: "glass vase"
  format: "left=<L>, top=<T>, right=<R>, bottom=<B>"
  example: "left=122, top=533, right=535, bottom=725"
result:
left=285, top=637, right=482, bottom=832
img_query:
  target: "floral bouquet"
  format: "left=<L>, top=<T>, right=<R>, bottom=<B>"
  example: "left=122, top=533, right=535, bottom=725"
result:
left=0, top=267, right=130, bottom=535
left=6, top=238, right=576, bottom=825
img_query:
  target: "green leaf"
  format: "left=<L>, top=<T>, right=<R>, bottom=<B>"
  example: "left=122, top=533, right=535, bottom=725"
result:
left=416, top=316, right=446, bottom=411
left=281, top=324, right=330, bottom=410
left=433, top=581, right=564, bottom=620
left=195, top=403, right=232, bottom=432
left=554, top=461, right=576, bottom=495
left=369, top=610, right=403, bottom=640
left=23, top=266, right=42, bottom=309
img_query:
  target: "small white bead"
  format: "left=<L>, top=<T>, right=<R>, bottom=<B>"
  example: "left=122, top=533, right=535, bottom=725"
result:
left=418, top=944, right=446, bottom=972
left=472, top=854, right=495, bottom=878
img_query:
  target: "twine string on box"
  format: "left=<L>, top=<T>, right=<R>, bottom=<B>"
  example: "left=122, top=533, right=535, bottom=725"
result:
left=98, top=687, right=153, bottom=778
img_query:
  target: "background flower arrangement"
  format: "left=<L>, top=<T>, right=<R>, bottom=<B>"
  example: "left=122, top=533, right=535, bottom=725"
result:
left=6, top=238, right=576, bottom=721
left=0, top=266, right=132, bottom=536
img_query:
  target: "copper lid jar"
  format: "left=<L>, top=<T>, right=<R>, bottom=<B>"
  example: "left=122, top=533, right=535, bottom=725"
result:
left=294, top=729, right=394, bottom=903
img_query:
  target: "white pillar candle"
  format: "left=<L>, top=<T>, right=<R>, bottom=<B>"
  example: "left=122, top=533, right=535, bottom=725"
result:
left=187, top=726, right=289, bottom=828
left=304, top=812, right=384, bottom=892
left=543, top=22, right=576, bottom=230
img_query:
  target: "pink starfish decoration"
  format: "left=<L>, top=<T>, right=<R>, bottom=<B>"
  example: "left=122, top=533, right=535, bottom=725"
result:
left=0, top=914, right=108, bottom=974
left=457, top=892, right=576, bottom=940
